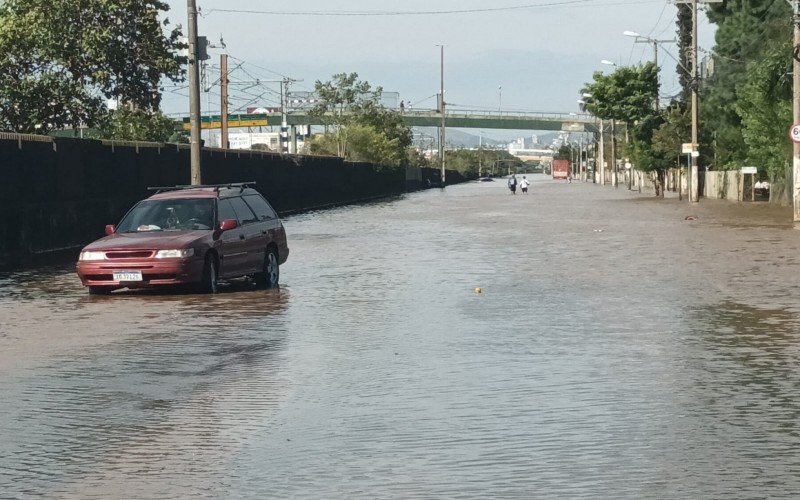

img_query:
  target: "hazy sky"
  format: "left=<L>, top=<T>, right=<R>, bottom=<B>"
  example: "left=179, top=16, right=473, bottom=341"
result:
left=162, top=1, right=716, bottom=138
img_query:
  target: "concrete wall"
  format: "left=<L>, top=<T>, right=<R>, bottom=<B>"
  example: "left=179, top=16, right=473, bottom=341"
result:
left=704, top=171, right=742, bottom=201
left=0, top=134, right=470, bottom=265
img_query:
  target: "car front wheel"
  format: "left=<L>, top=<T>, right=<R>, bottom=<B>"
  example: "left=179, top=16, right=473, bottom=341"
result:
left=255, top=248, right=279, bottom=288
left=199, top=254, right=219, bottom=294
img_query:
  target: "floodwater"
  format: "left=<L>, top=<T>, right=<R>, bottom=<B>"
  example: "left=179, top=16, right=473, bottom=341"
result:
left=2, top=176, right=800, bottom=499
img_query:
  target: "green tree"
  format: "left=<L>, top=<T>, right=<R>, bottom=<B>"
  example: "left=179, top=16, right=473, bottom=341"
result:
left=89, top=107, right=177, bottom=142
left=736, top=41, right=792, bottom=180
left=703, top=0, right=790, bottom=169
left=433, top=149, right=521, bottom=176
left=0, top=0, right=184, bottom=134
left=307, top=72, right=411, bottom=168
left=581, top=63, right=665, bottom=192
left=676, top=4, right=692, bottom=104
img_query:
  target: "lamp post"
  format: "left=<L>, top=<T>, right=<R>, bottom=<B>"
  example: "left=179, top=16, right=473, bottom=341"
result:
left=600, top=60, right=619, bottom=187
left=498, top=86, right=502, bottom=112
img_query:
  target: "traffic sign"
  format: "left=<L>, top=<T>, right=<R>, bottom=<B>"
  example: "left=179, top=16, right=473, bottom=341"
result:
left=741, top=166, right=757, bottom=174
left=790, top=122, right=800, bottom=144
left=681, top=142, right=695, bottom=154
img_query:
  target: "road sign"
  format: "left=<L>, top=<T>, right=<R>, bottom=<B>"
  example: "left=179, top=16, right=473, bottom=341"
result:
left=561, top=123, right=585, bottom=132
left=741, top=166, right=757, bottom=174
left=681, top=142, right=695, bottom=154
left=790, top=122, right=800, bottom=143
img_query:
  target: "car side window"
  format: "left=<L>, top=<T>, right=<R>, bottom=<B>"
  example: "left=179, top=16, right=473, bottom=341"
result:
left=217, top=199, right=238, bottom=224
left=228, top=197, right=259, bottom=225
left=243, top=194, right=277, bottom=221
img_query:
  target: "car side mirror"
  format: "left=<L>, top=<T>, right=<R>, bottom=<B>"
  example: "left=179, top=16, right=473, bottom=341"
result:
left=105, top=224, right=116, bottom=236
left=219, top=219, right=239, bottom=231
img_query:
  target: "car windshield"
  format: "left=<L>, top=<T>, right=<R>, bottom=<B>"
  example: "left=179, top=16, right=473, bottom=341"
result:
left=116, top=198, right=216, bottom=233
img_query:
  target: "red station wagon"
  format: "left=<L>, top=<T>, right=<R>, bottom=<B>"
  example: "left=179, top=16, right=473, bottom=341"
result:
left=76, top=183, right=289, bottom=294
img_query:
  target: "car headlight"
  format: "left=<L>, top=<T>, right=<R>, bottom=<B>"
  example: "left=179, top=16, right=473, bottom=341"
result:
left=79, top=251, right=106, bottom=261
left=155, top=248, right=195, bottom=259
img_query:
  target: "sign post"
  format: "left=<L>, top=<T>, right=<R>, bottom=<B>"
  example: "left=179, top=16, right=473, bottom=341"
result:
left=682, top=143, right=695, bottom=199
left=742, top=166, right=758, bottom=201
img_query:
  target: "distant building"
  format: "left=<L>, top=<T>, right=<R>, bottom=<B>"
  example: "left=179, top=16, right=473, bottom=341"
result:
left=210, top=132, right=305, bottom=151
left=508, top=135, right=552, bottom=161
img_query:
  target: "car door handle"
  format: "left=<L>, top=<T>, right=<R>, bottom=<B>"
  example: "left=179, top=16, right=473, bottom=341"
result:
left=239, top=234, right=245, bottom=240
left=261, top=230, right=267, bottom=235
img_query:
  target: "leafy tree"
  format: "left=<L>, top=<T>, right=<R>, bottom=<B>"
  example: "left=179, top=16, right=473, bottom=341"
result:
left=553, top=144, right=573, bottom=160
left=307, top=72, right=412, bottom=168
left=651, top=105, right=690, bottom=166
left=0, top=0, right=184, bottom=134
left=306, top=124, right=406, bottom=169
left=581, top=63, right=666, bottom=192
left=581, top=63, right=658, bottom=124
left=89, top=107, right=177, bottom=142
left=736, top=40, right=792, bottom=180
left=433, top=149, right=522, bottom=176
left=703, top=0, right=790, bottom=169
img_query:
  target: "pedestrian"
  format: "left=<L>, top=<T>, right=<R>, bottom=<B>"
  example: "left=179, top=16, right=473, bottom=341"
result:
left=520, top=175, right=530, bottom=194
left=567, top=171, right=573, bottom=184
left=508, top=174, right=517, bottom=195
left=399, top=100, right=405, bottom=113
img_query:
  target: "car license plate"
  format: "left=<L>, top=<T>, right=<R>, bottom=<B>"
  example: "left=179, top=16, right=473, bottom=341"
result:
left=113, top=271, right=143, bottom=282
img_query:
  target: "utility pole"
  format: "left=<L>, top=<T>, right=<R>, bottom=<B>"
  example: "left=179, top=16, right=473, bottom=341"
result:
left=220, top=53, right=229, bottom=149
left=792, top=0, right=800, bottom=221
left=280, top=79, right=289, bottom=154
left=187, top=0, right=202, bottom=184
left=611, top=119, right=617, bottom=188
left=439, top=45, right=446, bottom=186
left=624, top=31, right=675, bottom=110
left=599, top=119, right=605, bottom=185
left=690, top=0, right=700, bottom=202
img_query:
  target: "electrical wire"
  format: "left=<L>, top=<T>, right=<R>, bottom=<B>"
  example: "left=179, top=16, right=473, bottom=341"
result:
left=202, top=0, right=662, bottom=17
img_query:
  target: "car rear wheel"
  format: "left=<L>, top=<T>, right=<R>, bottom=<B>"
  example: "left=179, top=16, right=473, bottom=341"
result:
left=88, top=286, right=113, bottom=295
left=255, top=248, right=279, bottom=288
left=199, top=254, right=219, bottom=294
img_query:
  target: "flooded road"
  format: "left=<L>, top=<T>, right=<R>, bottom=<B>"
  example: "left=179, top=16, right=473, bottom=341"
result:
left=2, top=177, right=800, bottom=498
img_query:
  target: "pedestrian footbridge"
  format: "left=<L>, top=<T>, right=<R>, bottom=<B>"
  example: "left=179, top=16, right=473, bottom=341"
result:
left=179, top=109, right=599, bottom=133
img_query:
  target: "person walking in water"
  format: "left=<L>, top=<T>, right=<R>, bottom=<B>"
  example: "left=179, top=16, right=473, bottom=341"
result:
left=519, top=175, right=531, bottom=194
left=508, top=174, right=517, bottom=195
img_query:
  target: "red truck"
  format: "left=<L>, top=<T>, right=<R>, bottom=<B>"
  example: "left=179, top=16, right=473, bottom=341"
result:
left=552, top=159, right=571, bottom=180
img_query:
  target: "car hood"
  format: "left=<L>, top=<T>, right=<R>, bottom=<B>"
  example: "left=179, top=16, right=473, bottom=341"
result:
left=82, top=231, right=210, bottom=251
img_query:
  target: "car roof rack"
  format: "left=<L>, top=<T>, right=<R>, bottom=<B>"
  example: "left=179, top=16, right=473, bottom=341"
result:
left=147, top=182, right=257, bottom=194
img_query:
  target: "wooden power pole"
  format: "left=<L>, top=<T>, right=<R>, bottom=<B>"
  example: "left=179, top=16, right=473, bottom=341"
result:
left=187, top=0, right=202, bottom=184
left=220, top=53, right=229, bottom=149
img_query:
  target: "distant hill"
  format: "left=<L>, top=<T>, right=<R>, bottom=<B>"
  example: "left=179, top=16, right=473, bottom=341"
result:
left=412, top=127, right=506, bottom=149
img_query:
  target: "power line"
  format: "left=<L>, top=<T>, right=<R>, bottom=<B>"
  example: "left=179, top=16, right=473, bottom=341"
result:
left=202, top=0, right=661, bottom=17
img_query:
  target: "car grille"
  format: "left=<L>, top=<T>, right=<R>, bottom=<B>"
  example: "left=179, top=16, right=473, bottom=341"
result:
left=104, top=251, right=155, bottom=259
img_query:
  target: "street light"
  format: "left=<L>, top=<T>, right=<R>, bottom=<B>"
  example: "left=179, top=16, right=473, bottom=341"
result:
left=498, top=85, right=502, bottom=112
left=601, top=59, right=617, bottom=67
